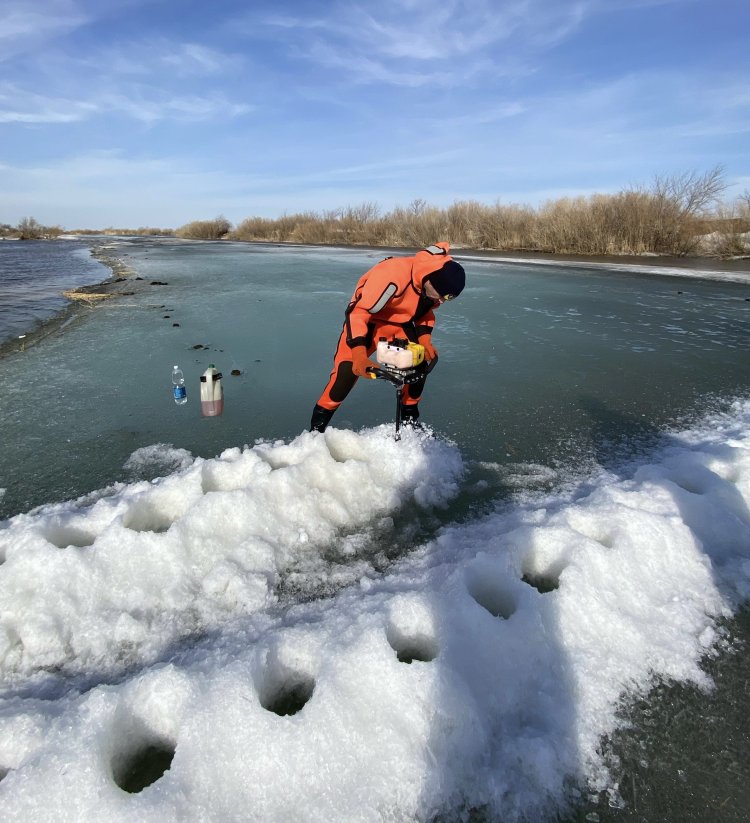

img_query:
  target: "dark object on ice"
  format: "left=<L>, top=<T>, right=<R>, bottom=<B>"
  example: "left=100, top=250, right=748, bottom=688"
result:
left=163, top=315, right=170, bottom=319
left=192, top=344, right=205, bottom=349
left=231, top=369, right=241, bottom=376
left=172, top=323, right=180, bottom=327
left=150, top=281, right=169, bottom=286
left=310, top=404, right=335, bottom=433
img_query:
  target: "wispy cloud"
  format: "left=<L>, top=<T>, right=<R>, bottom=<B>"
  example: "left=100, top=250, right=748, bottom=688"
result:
left=0, top=0, right=89, bottom=61
left=95, top=39, right=244, bottom=78
left=0, top=82, right=252, bottom=125
left=239, top=0, right=595, bottom=87
left=0, top=85, right=98, bottom=123
left=96, top=91, right=253, bottom=123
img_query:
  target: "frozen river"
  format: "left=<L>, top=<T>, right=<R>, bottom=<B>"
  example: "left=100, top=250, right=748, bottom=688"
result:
left=0, top=238, right=748, bottom=821
left=1, top=238, right=748, bottom=519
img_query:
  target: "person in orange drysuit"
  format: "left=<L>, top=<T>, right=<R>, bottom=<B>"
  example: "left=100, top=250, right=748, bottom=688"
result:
left=310, top=242, right=466, bottom=432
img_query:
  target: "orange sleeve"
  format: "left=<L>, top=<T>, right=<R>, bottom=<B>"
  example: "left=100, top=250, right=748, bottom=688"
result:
left=345, top=260, right=401, bottom=346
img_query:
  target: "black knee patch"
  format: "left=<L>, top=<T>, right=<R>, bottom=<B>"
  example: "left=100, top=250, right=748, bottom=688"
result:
left=404, top=376, right=426, bottom=401
left=329, top=361, right=358, bottom=404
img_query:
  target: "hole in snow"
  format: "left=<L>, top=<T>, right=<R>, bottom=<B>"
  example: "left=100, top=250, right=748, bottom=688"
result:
left=466, top=574, right=517, bottom=619
left=387, top=630, right=438, bottom=664
left=260, top=676, right=315, bottom=717
left=122, top=503, right=174, bottom=534
left=112, top=742, right=175, bottom=794
left=670, top=476, right=706, bottom=495
left=385, top=598, right=439, bottom=664
left=522, top=573, right=560, bottom=594
left=521, top=553, right=568, bottom=592
left=0, top=766, right=9, bottom=783
left=43, top=525, right=96, bottom=549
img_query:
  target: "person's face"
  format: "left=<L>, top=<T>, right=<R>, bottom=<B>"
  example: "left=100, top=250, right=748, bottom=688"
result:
left=423, top=280, right=446, bottom=303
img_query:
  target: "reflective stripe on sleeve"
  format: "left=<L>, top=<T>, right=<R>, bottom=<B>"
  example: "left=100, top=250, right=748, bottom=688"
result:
left=423, top=245, right=446, bottom=255
left=367, top=283, right=397, bottom=314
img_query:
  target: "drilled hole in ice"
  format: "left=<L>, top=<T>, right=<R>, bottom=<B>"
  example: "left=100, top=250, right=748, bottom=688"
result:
left=122, top=504, right=174, bottom=534
left=112, top=742, right=175, bottom=794
left=386, top=625, right=439, bottom=664
left=467, top=578, right=517, bottom=619
left=522, top=573, right=560, bottom=594
left=670, top=476, right=706, bottom=495
left=261, top=676, right=315, bottom=717
left=521, top=552, right=568, bottom=592
left=43, top=525, right=96, bottom=549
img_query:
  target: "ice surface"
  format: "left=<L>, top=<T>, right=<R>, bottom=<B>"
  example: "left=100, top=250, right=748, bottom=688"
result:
left=0, top=400, right=748, bottom=822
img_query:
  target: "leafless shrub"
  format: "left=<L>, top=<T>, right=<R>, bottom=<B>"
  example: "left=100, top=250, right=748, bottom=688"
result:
left=14, top=217, right=64, bottom=240
left=175, top=215, right=231, bottom=240
left=189, top=168, right=736, bottom=256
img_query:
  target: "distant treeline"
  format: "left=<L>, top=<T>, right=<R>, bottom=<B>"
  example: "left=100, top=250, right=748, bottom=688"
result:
left=175, top=168, right=749, bottom=258
left=67, top=227, right=175, bottom=237
left=7, top=168, right=749, bottom=257
left=0, top=219, right=174, bottom=240
left=0, top=217, right=65, bottom=240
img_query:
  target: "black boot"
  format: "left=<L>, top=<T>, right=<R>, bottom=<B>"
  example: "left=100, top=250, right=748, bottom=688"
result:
left=400, top=404, right=423, bottom=429
left=310, top=404, right=336, bottom=433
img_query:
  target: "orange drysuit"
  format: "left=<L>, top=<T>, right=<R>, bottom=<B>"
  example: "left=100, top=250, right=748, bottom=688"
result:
left=316, top=242, right=456, bottom=412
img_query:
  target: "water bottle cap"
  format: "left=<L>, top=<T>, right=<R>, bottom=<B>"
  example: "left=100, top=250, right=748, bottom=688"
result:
left=209, top=363, right=215, bottom=368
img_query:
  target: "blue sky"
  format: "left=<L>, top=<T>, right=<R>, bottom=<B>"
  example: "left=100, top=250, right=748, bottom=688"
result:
left=1, top=0, right=748, bottom=229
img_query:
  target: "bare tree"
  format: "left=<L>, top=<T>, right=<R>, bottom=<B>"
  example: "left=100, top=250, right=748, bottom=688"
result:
left=17, top=216, right=45, bottom=240
left=653, top=165, right=727, bottom=216
left=408, top=198, right=428, bottom=217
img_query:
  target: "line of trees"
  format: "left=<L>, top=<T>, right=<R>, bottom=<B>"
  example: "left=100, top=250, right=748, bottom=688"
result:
left=6, top=168, right=749, bottom=257
left=174, top=168, right=749, bottom=258
left=68, top=226, right=175, bottom=237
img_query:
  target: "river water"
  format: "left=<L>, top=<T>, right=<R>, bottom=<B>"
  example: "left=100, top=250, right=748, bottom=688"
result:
left=0, top=238, right=111, bottom=347
left=0, top=238, right=748, bottom=821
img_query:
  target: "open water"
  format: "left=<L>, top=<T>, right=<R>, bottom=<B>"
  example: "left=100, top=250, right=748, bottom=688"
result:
left=0, top=237, right=749, bottom=821
left=0, top=239, right=110, bottom=347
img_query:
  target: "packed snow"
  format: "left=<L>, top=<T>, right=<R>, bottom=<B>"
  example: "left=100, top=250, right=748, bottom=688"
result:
left=0, top=401, right=749, bottom=822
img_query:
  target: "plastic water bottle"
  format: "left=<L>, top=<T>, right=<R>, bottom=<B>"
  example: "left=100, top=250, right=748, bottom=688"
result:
left=172, top=365, right=187, bottom=405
